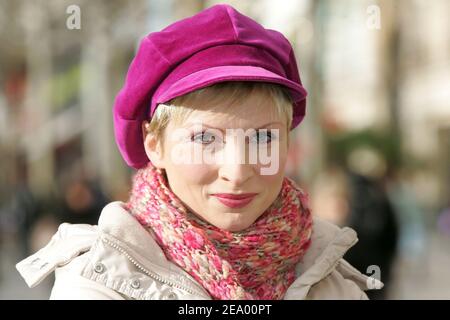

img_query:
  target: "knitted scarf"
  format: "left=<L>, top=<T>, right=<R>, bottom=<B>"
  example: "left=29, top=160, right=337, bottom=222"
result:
left=126, top=163, right=313, bottom=300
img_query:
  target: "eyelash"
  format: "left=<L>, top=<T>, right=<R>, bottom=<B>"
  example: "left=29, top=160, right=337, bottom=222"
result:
left=254, top=131, right=276, bottom=144
left=191, top=132, right=216, bottom=145
left=190, top=131, right=277, bottom=145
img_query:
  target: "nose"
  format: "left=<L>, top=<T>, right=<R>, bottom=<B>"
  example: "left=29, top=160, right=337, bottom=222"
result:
left=218, top=162, right=255, bottom=186
left=219, top=163, right=254, bottom=188
left=217, top=137, right=255, bottom=186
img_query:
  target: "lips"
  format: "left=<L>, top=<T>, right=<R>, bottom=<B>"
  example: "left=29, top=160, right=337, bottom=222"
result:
left=211, top=193, right=258, bottom=208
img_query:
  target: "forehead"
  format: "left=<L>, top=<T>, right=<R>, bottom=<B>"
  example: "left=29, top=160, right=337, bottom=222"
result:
left=173, top=89, right=284, bottom=128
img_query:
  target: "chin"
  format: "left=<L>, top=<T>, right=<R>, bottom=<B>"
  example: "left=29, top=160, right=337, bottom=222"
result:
left=217, top=217, right=255, bottom=232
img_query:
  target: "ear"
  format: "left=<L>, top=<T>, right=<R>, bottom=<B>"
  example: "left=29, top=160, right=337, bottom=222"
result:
left=141, top=121, right=165, bottom=169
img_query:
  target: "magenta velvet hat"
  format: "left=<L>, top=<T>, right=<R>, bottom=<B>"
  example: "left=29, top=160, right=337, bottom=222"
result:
left=113, top=4, right=308, bottom=169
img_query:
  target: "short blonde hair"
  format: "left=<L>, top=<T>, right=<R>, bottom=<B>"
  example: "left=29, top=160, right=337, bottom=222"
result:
left=145, top=81, right=293, bottom=153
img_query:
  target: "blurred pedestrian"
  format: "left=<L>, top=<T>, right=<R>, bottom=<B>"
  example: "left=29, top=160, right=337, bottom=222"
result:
left=343, top=170, right=399, bottom=300
left=57, top=178, right=109, bottom=226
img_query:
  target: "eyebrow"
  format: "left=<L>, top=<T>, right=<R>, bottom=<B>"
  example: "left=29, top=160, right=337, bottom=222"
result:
left=185, top=121, right=284, bottom=132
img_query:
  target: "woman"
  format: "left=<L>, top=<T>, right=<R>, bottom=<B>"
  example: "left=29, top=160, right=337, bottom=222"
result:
left=16, top=4, right=381, bottom=300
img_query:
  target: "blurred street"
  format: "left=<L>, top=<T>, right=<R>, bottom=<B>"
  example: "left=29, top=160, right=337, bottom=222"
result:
left=388, top=232, right=450, bottom=299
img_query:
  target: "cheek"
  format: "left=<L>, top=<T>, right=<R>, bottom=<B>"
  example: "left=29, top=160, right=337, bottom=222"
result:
left=168, top=163, right=215, bottom=185
left=164, top=140, right=215, bottom=183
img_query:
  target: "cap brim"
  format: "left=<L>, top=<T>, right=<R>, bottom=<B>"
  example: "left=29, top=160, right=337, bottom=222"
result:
left=156, top=65, right=307, bottom=106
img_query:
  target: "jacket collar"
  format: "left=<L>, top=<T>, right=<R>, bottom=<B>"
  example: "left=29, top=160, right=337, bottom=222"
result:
left=285, top=217, right=368, bottom=299
left=98, top=202, right=169, bottom=269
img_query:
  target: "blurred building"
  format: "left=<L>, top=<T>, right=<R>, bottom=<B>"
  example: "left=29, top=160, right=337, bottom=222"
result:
left=395, top=0, right=450, bottom=212
left=1, top=0, right=150, bottom=201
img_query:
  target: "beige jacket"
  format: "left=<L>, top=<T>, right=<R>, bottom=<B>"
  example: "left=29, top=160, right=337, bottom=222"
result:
left=16, top=201, right=382, bottom=300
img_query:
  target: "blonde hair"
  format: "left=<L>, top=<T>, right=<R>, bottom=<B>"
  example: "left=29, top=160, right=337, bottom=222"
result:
left=145, top=81, right=294, bottom=153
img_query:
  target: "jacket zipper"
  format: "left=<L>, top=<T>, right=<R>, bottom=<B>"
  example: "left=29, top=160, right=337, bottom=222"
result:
left=101, top=237, right=206, bottom=297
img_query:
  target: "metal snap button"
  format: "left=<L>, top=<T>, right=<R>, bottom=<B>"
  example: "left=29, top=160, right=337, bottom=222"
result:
left=94, top=262, right=105, bottom=274
left=131, top=279, right=141, bottom=289
left=165, top=292, right=178, bottom=300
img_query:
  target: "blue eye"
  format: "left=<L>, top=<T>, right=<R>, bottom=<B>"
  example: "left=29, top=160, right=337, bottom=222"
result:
left=191, top=131, right=216, bottom=145
left=251, top=130, right=276, bottom=144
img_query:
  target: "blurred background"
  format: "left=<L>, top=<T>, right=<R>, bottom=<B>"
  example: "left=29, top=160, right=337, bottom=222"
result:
left=0, top=0, right=449, bottom=299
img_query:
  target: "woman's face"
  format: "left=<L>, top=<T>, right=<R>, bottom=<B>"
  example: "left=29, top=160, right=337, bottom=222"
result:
left=143, top=91, right=290, bottom=232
